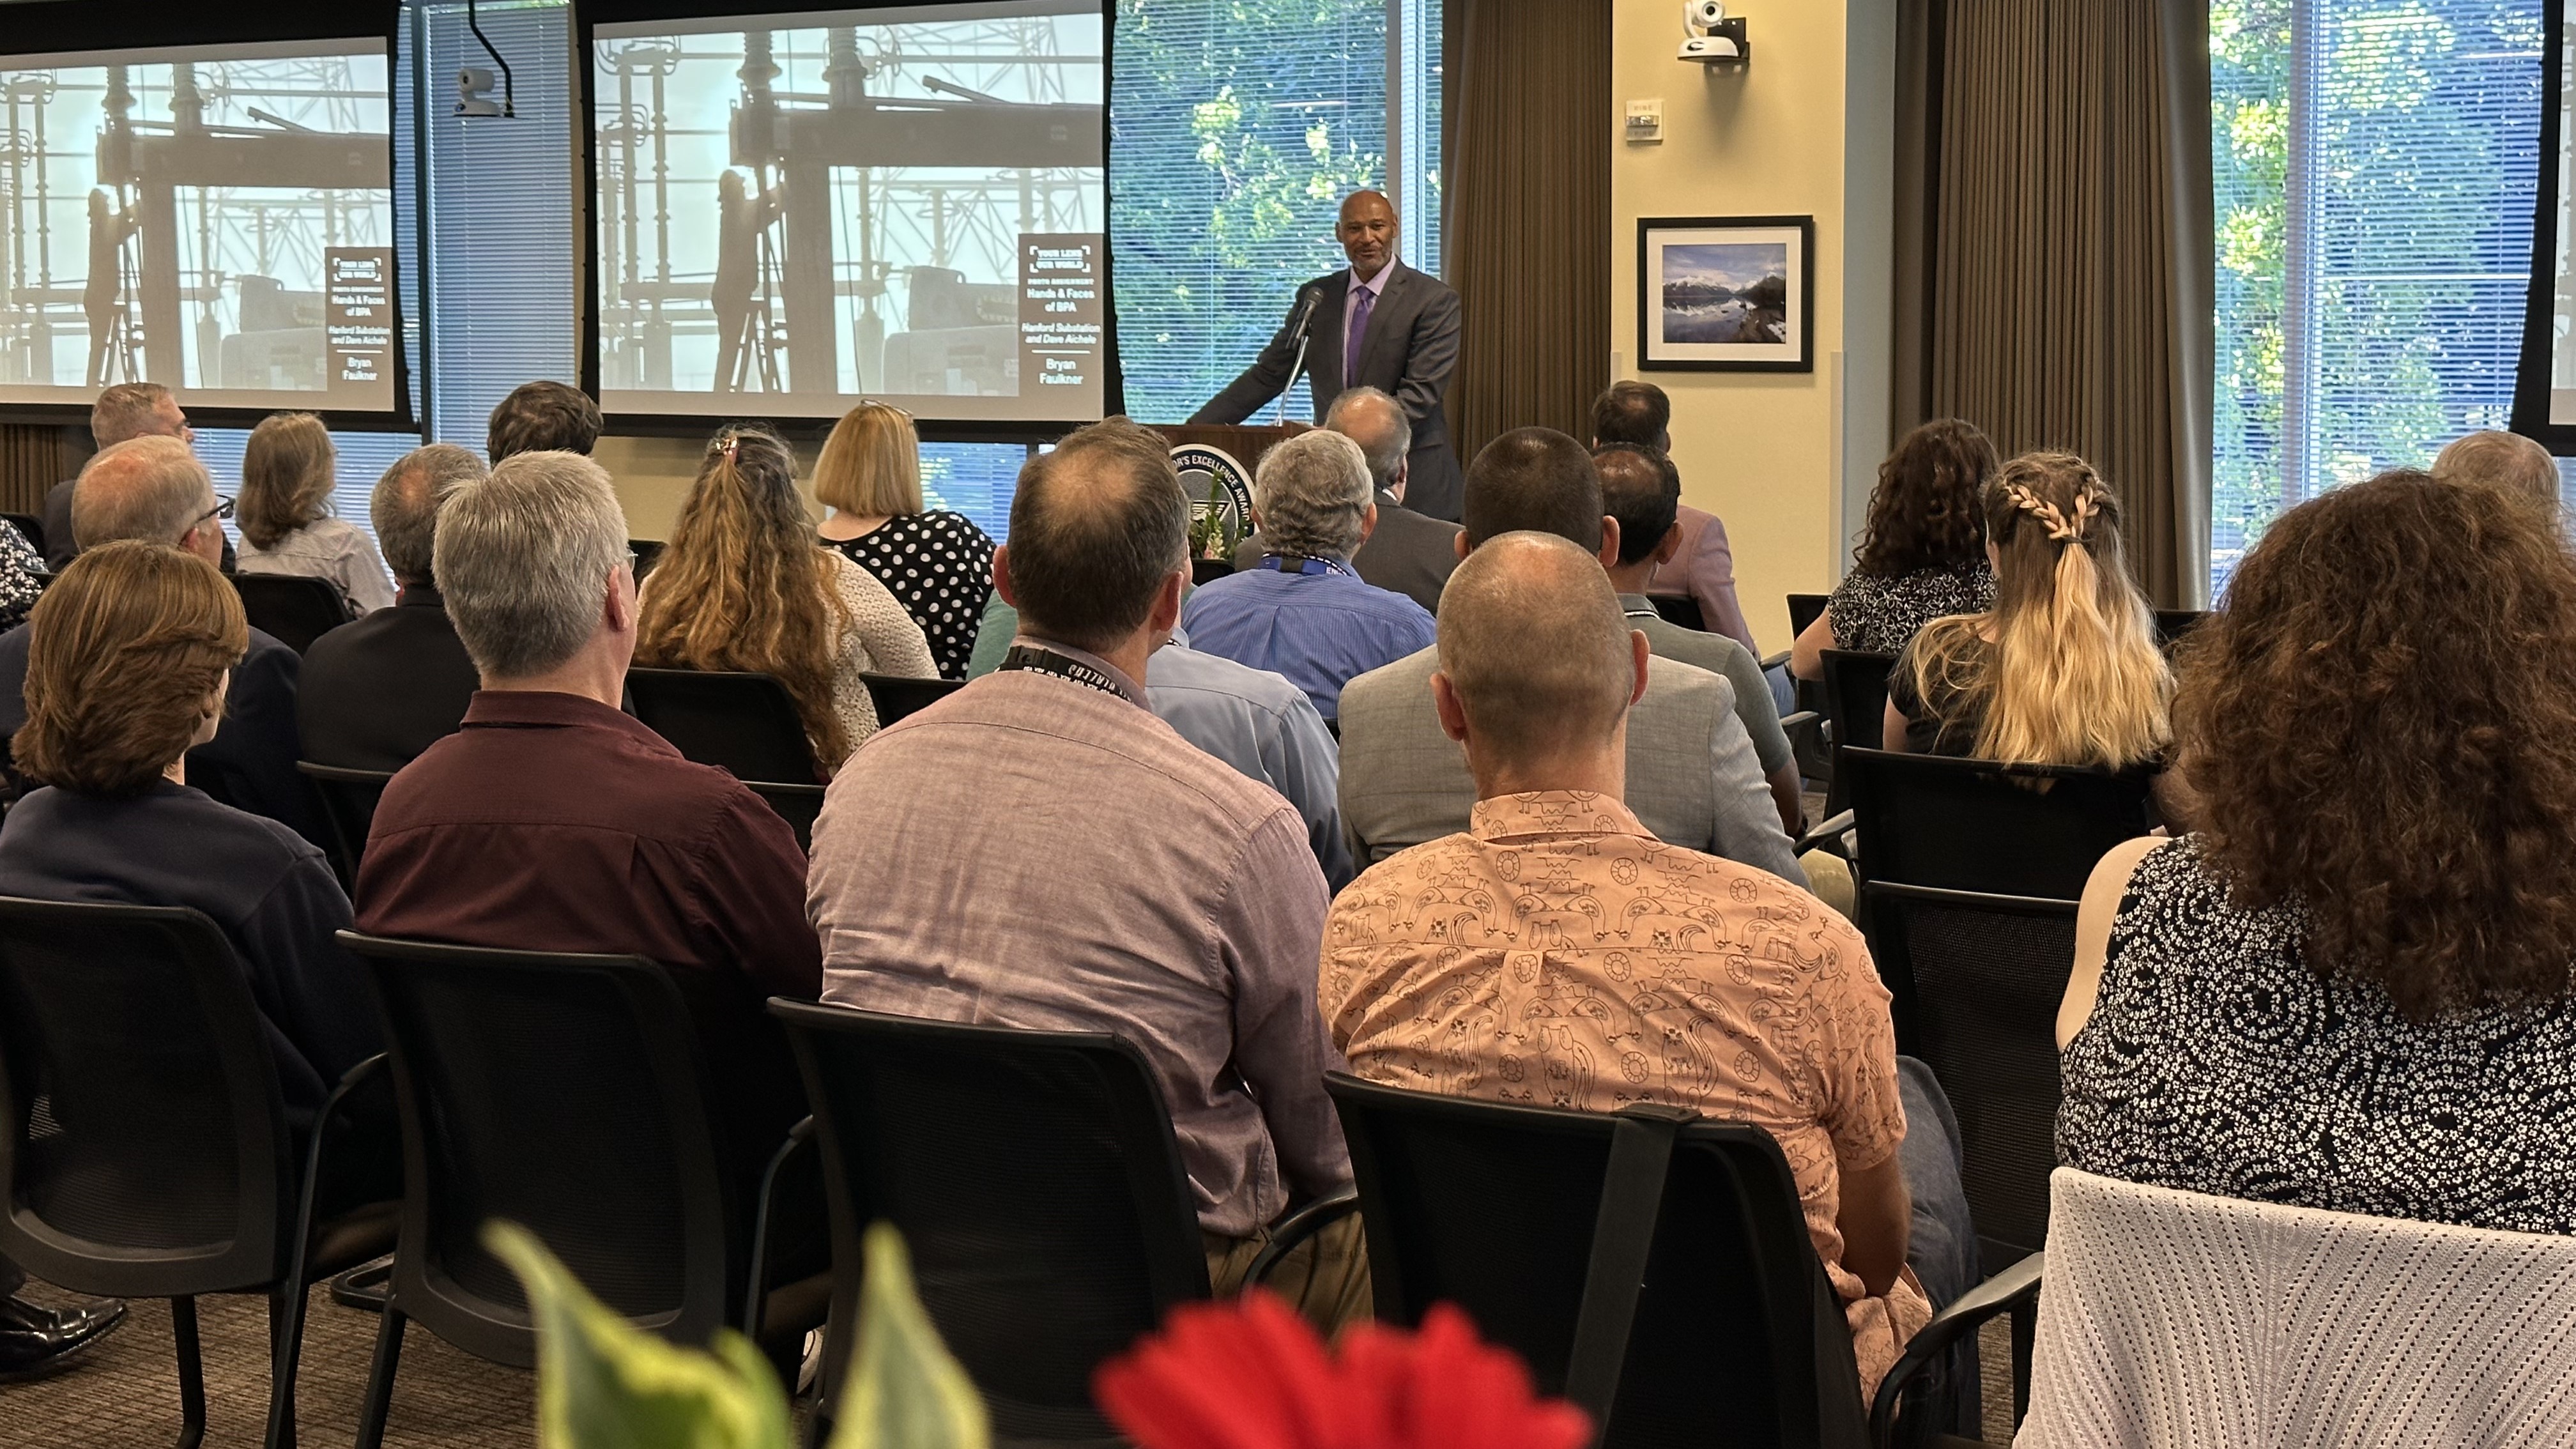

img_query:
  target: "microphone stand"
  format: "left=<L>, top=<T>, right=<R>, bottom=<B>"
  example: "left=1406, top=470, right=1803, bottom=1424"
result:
left=1276, top=287, right=1321, bottom=426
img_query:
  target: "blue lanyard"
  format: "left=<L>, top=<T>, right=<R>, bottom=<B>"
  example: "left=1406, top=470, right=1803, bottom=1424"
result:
left=1258, top=554, right=1350, bottom=578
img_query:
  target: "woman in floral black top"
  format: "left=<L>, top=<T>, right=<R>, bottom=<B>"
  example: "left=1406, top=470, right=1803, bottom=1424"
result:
left=813, top=402, right=996, bottom=680
left=1791, top=418, right=1998, bottom=677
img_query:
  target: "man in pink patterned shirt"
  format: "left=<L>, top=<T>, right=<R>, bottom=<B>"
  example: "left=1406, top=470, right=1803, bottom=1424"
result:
left=1318, top=531, right=1975, bottom=1403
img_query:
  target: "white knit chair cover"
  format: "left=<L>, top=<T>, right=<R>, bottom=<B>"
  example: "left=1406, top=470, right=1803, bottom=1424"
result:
left=2016, top=1168, right=2576, bottom=1448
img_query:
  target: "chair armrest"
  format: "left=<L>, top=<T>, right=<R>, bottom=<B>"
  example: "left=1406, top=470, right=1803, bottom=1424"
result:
left=1761, top=650, right=1792, bottom=673
left=1245, top=1188, right=1361, bottom=1288
left=1867, top=1250, right=2044, bottom=1448
left=1779, top=710, right=1820, bottom=733
left=289, top=1054, right=393, bottom=1278
left=744, top=1116, right=818, bottom=1337
left=1793, top=809, right=1853, bottom=857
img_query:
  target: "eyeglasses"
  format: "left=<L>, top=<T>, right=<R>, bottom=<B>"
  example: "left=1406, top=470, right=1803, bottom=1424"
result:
left=195, top=495, right=235, bottom=526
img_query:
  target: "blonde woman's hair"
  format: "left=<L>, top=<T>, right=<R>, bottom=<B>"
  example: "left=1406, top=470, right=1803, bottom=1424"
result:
left=1907, top=452, right=2170, bottom=769
left=634, top=426, right=855, bottom=769
left=812, top=402, right=924, bottom=518
left=239, top=412, right=336, bottom=549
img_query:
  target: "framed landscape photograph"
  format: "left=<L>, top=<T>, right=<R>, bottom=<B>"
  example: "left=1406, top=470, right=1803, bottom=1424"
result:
left=1638, top=215, right=1814, bottom=372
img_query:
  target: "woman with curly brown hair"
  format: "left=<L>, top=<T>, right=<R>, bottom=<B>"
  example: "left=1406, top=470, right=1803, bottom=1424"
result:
left=1791, top=418, right=1998, bottom=680
left=2055, top=470, right=2576, bottom=1233
left=636, top=425, right=936, bottom=774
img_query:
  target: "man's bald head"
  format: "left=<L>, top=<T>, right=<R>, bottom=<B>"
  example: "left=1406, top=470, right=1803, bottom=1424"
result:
left=2434, top=429, right=2561, bottom=512
left=1002, top=417, right=1189, bottom=652
left=72, top=436, right=216, bottom=553
left=1461, top=427, right=1605, bottom=551
left=1436, top=532, right=1639, bottom=762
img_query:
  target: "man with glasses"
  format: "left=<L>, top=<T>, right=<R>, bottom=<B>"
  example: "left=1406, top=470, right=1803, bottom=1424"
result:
left=0, top=436, right=321, bottom=846
left=40, top=381, right=208, bottom=572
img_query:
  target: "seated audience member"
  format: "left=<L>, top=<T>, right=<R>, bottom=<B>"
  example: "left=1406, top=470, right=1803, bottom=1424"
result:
left=1149, top=629, right=1354, bottom=890
left=808, top=418, right=1363, bottom=1329
left=236, top=411, right=397, bottom=613
left=1591, top=380, right=1759, bottom=657
left=2060, top=470, right=2576, bottom=1234
left=2433, top=428, right=2561, bottom=514
left=0, top=521, right=42, bottom=636
left=1793, top=419, right=1998, bottom=679
left=298, top=444, right=489, bottom=771
left=486, top=379, right=602, bottom=463
left=356, top=448, right=821, bottom=1204
left=1181, top=429, right=1436, bottom=720
left=1597, top=441, right=1802, bottom=833
left=1321, top=532, right=1974, bottom=1400
left=41, top=381, right=202, bottom=572
left=1883, top=452, right=2170, bottom=770
left=814, top=401, right=996, bottom=680
left=1337, top=427, right=1802, bottom=884
left=636, top=427, right=935, bottom=773
left=1239, top=387, right=1462, bottom=615
left=0, top=438, right=319, bottom=845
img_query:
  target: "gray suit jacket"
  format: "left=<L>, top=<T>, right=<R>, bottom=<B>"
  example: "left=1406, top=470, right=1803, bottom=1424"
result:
left=1335, top=647, right=1805, bottom=885
left=1190, top=261, right=1466, bottom=521
left=1238, top=489, right=1462, bottom=615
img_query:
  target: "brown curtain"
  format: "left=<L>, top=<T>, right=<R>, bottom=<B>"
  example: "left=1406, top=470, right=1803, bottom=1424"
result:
left=1440, top=0, right=1611, bottom=461
left=0, top=424, right=80, bottom=518
left=1892, top=0, right=2214, bottom=608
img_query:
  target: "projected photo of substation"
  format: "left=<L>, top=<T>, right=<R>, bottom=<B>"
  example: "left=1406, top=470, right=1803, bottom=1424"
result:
left=591, top=2, right=1107, bottom=420
left=0, top=42, right=395, bottom=410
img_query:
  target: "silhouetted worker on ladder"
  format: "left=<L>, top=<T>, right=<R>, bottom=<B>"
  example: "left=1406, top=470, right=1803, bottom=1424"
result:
left=83, top=189, right=140, bottom=388
left=712, top=169, right=785, bottom=392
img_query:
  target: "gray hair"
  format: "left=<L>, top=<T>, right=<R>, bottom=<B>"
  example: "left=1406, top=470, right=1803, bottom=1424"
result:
left=373, top=443, right=489, bottom=588
left=71, top=436, right=213, bottom=549
left=1252, top=429, right=1374, bottom=560
left=436, top=450, right=629, bottom=680
left=1324, top=387, right=1411, bottom=489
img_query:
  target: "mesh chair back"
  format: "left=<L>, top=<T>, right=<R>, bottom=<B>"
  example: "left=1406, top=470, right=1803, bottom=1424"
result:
left=297, top=762, right=394, bottom=890
left=0, top=898, right=293, bottom=1297
left=1787, top=592, right=1828, bottom=638
left=341, top=933, right=732, bottom=1366
left=1818, top=649, right=1895, bottom=815
left=773, top=1002, right=1210, bottom=1443
left=624, top=666, right=825, bottom=846
left=234, top=573, right=355, bottom=654
left=1841, top=747, right=2152, bottom=1270
left=1648, top=595, right=1706, bottom=632
left=1327, top=1074, right=1866, bottom=1449
left=859, top=673, right=963, bottom=729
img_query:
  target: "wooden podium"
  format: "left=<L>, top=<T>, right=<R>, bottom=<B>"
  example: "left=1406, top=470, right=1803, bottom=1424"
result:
left=1154, top=420, right=1311, bottom=469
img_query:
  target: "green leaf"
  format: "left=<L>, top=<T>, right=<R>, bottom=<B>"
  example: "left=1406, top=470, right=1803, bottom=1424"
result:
left=487, top=1220, right=795, bottom=1449
left=825, top=1224, right=990, bottom=1449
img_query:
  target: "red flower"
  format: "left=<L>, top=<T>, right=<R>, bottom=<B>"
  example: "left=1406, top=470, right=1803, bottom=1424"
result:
left=1093, top=1292, right=1591, bottom=1449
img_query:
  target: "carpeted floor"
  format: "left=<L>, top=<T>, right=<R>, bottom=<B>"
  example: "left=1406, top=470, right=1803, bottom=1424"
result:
left=0, top=1277, right=532, bottom=1448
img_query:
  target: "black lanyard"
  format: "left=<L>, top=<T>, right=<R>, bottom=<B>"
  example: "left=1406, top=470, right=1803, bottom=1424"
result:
left=997, top=645, right=1126, bottom=700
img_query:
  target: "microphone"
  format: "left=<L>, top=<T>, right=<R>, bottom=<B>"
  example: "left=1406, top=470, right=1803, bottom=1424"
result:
left=1275, top=282, right=1326, bottom=426
left=1284, top=282, right=1323, bottom=344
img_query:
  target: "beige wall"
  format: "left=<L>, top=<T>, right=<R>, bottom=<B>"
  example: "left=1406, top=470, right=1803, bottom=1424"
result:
left=596, top=432, right=825, bottom=541
left=1609, top=0, right=1888, bottom=652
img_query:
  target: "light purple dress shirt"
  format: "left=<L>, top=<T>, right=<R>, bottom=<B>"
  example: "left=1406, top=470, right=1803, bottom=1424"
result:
left=806, top=638, right=1353, bottom=1236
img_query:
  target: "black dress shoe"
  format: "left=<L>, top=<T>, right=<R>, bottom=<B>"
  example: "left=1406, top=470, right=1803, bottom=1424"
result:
left=0, top=1293, right=126, bottom=1383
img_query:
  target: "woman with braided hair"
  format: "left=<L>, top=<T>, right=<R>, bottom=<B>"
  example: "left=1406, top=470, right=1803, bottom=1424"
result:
left=1882, top=451, right=2170, bottom=769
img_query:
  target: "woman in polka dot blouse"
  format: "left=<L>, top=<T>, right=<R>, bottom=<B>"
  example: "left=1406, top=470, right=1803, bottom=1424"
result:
left=813, top=402, right=997, bottom=680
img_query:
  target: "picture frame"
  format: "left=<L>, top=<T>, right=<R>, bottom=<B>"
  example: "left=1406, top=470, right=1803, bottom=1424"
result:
left=1637, top=215, right=1815, bottom=372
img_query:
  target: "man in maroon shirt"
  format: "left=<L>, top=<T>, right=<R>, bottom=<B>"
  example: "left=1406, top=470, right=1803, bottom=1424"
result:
left=355, top=448, right=820, bottom=1208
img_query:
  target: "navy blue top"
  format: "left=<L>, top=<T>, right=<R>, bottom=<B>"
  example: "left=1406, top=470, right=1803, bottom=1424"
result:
left=0, top=781, right=378, bottom=1120
left=1177, top=557, right=1436, bottom=721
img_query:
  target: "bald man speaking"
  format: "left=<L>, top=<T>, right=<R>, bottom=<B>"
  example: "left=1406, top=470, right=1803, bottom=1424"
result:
left=1190, top=190, right=1466, bottom=522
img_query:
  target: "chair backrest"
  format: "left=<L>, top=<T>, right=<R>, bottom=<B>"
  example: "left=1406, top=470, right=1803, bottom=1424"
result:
left=0, top=898, right=294, bottom=1298
left=296, top=762, right=394, bottom=891
left=859, top=672, right=963, bottom=730
left=1648, top=595, right=1706, bottom=632
left=339, top=932, right=734, bottom=1367
left=1327, top=1073, right=1867, bottom=1449
left=2020, top=1169, right=2576, bottom=1448
left=1841, top=747, right=2152, bottom=1269
left=631, top=539, right=666, bottom=582
left=1189, top=557, right=1236, bottom=588
left=1787, top=592, right=1829, bottom=638
left=1818, top=648, right=1895, bottom=815
left=624, top=668, right=820, bottom=784
left=2151, top=609, right=2208, bottom=652
left=233, top=573, right=355, bottom=654
left=772, top=1001, right=1211, bottom=1443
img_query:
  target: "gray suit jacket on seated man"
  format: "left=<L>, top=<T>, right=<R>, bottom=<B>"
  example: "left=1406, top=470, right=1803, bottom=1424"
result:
left=1189, top=191, right=1465, bottom=521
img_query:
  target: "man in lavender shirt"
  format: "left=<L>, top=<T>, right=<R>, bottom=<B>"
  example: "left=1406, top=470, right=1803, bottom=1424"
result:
left=805, top=418, right=1365, bottom=1330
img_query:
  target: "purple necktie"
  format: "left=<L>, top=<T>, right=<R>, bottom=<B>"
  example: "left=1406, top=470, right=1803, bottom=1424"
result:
left=1345, top=283, right=1376, bottom=385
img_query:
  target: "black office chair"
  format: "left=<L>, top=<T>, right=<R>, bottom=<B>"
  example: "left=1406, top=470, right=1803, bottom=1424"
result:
left=624, top=667, right=827, bottom=848
left=859, top=672, right=963, bottom=730
left=630, top=539, right=667, bottom=582
left=1815, top=648, right=1897, bottom=822
left=2152, top=609, right=2209, bottom=652
left=1788, top=592, right=1830, bottom=640
left=341, top=933, right=822, bottom=1449
left=773, top=1001, right=1357, bottom=1447
left=0, top=898, right=396, bottom=1449
left=1839, top=747, right=2153, bottom=1272
left=1326, top=1073, right=2030, bottom=1449
left=1190, top=557, right=1237, bottom=587
left=296, top=762, right=395, bottom=892
left=1649, top=595, right=1707, bottom=632
left=1, top=511, right=44, bottom=557
left=232, top=574, right=356, bottom=655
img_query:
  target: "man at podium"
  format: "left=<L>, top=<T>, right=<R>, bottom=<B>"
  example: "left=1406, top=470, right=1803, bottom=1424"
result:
left=1188, top=190, right=1466, bottom=521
